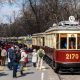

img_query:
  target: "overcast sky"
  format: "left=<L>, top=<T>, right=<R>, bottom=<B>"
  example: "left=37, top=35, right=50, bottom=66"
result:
left=0, top=0, right=23, bottom=23
left=0, top=0, right=79, bottom=24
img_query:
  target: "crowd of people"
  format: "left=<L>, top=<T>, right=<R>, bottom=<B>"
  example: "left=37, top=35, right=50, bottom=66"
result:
left=0, top=42, right=28, bottom=78
left=0, top=42, right=45, bottom=78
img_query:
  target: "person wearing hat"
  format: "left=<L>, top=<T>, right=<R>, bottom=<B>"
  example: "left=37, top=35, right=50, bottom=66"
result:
left=32, top=49, right=38, bottom=67
left=20, top=48, right=27, bottom=75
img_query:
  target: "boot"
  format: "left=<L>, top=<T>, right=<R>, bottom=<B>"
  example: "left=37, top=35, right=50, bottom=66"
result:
left=20, top=71, right=23, bottom=75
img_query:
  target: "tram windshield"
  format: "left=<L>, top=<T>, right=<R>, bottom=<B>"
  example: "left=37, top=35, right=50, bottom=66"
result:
left=56, top=33, right=80, bottom=50
left=60, top=34, right=67, bottom=49
left=60, top=38, right=67, bottom=49
left=69, top=37, right=76, bottom=49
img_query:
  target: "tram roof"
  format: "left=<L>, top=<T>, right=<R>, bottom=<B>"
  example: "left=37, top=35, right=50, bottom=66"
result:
left=32, top=32, right=45, bottom=37
left=45, top=20, right=80, bottom=32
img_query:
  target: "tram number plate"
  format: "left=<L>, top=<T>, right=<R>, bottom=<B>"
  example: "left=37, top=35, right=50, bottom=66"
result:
left=66, top=54, right=79, bottom=60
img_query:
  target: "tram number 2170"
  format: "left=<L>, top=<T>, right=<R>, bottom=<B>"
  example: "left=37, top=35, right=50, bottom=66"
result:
left=66, top=53, right=79, bottom=60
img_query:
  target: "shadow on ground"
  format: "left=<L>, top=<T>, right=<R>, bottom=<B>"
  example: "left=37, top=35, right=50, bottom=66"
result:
left=44, top=67, right=50, bottom=69
left=0, top=72, right=8, bottom=76
left=17, top=72, right=34, bottom=78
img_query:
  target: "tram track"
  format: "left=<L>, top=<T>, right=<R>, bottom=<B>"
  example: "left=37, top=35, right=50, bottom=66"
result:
left=56, top=73, right=80, bottom=80
left=47, top=62, right=80, bottom=80
left=57, top=74, right=63, bottom=80
left=44, top=55, right=80, bottom=80
left=56, top=73, right=71, bottom=80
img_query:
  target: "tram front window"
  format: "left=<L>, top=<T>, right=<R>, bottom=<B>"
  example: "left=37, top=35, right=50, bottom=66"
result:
left=69, top=37, right=75, bottom=49
left=60, top=38, right=67, bottom=49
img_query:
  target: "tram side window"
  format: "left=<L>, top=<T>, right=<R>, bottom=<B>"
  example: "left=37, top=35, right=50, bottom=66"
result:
left=60, top=38, right=67, bottom=49
left=77, top=37, right=80, bottom=49
left=69, top=37, right=75, bottom=49
left=56, top=34, right=59, bottom=49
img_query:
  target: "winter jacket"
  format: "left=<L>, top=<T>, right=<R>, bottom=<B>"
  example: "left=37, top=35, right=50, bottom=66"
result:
left=32, top=52, right=38, bottom=63
left=20, top=51, right=27, bottom=62
left=1, top=49, right=7, bottom=57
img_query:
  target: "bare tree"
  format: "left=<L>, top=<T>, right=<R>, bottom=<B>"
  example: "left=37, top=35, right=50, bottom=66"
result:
left=0, top=0, right=79, bottom=37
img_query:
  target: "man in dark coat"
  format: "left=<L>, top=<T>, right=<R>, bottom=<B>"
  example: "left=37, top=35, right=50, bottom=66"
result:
left=13, top=49, right=21, bottom=78
left=8, top=46, right=15, bottom=70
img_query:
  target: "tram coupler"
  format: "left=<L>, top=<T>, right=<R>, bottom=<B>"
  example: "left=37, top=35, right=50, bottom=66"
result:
left=70, top=68, right=74, bottom=72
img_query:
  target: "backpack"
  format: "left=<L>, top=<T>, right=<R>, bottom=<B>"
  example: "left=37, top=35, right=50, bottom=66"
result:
left=13, top=52, right=21, bottom=63
left=38, top=49, right=45, bottom=58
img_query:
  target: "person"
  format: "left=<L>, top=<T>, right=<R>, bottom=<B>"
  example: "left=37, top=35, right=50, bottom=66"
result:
left=13, top=49, right=21, bottom=78
left=36, top=48, right=45, bottom=70
left=1, top=46, right=7, bottom=66
left=32, top=49, right=38, bottom=67
left=64, top=42, right=67, bottom=49
left=20, top=48, right=27, bottom=75
left=7, top=46, right=15, bottom=70
left=70, top=41, right=74, bottom=49
left=7, top=52, right=10, bottom=68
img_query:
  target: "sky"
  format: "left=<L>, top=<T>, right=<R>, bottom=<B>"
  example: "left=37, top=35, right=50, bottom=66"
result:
left=0, top=0, right=79, bottom=24
left=0, top=0, right=23, bottom=24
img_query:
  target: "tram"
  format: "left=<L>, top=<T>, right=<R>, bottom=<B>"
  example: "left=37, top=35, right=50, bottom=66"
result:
left=1, top=36, right=32, bottom=48
left=32, top=16, right=80, bottom=73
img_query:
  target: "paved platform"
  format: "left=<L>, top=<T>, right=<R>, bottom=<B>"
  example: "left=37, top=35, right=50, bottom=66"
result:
left=0, top=63, right=50, bottom=80
left=0, top=54, right=59, bottom=80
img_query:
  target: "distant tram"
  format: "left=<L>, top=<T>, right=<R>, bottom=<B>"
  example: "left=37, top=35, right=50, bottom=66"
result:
left=1, top=36, right=32, bottom=48
left=32, top=16, right=80, bottom=73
